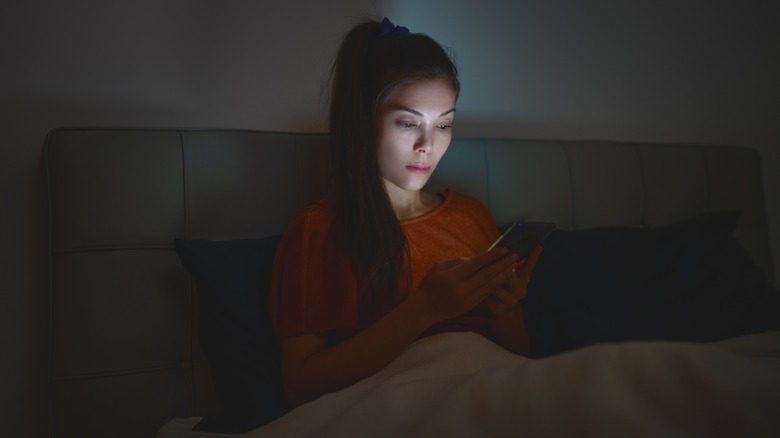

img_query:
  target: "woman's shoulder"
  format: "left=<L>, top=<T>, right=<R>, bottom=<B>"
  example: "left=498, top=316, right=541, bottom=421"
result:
left=302, top=199, right=336, bottom=218
left=280, top=199, right=337, bottom=240
left=440, top=189, right=498, bottom=234
left=443, top=189, right=490, bottom=214
left=288, top=199, right=336, bottom=223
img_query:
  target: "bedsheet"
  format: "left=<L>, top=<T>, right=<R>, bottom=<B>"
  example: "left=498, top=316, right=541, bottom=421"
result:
left=241, top=331, right=780, bottom=438
left=156, top=417, right=236, bottom=438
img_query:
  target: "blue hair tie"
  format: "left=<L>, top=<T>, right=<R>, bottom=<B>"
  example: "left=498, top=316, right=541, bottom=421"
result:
left=378, top=17, right=409, bottom=37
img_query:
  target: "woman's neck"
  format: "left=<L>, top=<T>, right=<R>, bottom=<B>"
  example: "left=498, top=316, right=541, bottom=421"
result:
left=385, top=186, right=442, bottom=221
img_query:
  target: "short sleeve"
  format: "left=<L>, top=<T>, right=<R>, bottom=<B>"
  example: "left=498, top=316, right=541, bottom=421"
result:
left=269, top=202, right=360, bottom=340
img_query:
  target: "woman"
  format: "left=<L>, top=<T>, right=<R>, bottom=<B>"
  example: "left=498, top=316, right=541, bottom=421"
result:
left=269, top=18, right=542, bottom=407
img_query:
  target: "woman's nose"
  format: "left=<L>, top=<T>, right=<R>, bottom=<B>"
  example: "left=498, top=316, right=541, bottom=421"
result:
left=414, top=132, right=432, bottom=153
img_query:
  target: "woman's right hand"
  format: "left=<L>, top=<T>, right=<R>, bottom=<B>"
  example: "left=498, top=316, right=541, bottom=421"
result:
left=412, top=248, right=519, bottom=324
left=280, top=251, right=518, bottom=406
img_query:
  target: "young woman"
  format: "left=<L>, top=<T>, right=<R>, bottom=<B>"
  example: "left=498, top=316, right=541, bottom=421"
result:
left=269, top=18, right=542, bottom=407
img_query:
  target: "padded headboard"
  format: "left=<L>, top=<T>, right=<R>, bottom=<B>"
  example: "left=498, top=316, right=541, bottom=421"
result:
left=44, top=128, right=775, bottom=437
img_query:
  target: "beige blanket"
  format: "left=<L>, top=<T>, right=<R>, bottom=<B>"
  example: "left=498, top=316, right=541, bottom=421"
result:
left=242, top=331, right=780, bottom=438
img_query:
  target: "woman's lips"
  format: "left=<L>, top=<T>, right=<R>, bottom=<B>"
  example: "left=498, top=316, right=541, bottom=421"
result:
left=406, top=164, right=431, bottom=173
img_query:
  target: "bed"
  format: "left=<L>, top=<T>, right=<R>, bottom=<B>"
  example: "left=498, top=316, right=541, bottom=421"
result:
left=44, top=128, right=780, bottom=437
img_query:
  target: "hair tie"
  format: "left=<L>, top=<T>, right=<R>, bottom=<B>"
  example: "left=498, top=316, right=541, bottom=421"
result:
left=378, top=17, right=409, bottom=38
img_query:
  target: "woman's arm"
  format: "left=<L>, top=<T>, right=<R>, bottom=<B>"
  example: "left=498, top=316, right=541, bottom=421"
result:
left=281, top=248, right=519, bottom=406
left=281, top=294, right=430, bottom=406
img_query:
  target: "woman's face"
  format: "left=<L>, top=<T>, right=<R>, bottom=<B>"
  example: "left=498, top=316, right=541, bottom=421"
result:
left=375, top=77, right=457, bottom=195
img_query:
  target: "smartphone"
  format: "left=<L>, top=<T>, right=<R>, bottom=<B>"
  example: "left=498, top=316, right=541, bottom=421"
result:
left=488, top=221, right=556, bottom=259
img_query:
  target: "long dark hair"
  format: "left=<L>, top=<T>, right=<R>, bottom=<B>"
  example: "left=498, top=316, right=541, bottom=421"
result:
left=328, top=19, right=460, bottom=320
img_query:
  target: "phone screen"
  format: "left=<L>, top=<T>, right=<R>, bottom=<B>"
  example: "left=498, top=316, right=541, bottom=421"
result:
left=488, top=221, right=556, bottom=258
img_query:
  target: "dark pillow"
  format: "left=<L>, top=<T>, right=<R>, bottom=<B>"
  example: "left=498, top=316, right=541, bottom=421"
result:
left=522, top=210, right=780, bottom=358
left=174, top=236, right=289, bottom=434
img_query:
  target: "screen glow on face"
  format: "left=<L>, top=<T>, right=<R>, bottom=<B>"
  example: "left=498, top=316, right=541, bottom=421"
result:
left=375, top=77, right=457, bottom=195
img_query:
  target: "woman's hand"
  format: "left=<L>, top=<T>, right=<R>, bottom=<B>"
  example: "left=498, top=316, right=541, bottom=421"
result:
left=412, top=247, right=519, bottom=325
left=280, top=248, right=520, bottom=406
left=483, top=245, right=543, bottom=315
left=483, top=245, right=542, bottom=355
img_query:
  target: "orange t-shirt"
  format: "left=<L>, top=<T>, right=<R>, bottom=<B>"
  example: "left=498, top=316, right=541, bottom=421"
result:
left=269, top=189, right=502, bottom=341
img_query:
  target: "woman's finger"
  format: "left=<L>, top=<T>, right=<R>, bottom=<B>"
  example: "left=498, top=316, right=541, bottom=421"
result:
left=514, top=245, right=543, bottom=282
left=433, top=257, right=468, bottom=272
left=451, top=247, right=512, bottom=279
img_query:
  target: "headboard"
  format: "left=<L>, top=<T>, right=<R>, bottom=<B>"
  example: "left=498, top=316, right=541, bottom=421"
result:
left=44, top=128, right=775, bottom=437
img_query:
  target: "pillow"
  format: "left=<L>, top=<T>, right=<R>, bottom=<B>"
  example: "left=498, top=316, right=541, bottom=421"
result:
left=174, top=236, right=289, bottom=434
left=522, top=210, right=780, bottom=358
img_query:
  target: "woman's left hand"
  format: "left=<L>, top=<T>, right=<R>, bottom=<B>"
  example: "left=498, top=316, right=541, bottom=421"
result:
left=483, top=244, right=543, bottom=315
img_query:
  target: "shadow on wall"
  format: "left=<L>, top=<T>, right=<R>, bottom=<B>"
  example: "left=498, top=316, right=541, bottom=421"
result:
left=2, top=97, right=325, bottom=134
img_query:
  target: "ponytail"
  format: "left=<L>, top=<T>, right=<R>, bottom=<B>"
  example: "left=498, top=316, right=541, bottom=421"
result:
left=327, top=19, right=459, bottom=320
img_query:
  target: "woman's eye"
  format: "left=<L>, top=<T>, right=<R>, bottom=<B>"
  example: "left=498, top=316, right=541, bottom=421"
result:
left=397, top=121, right=417, bottom=129
left=437, top=123, right=452, bottom=130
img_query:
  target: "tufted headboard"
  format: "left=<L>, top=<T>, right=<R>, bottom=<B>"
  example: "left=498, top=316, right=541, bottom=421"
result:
left=44, top=128, right=775, bottom=437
